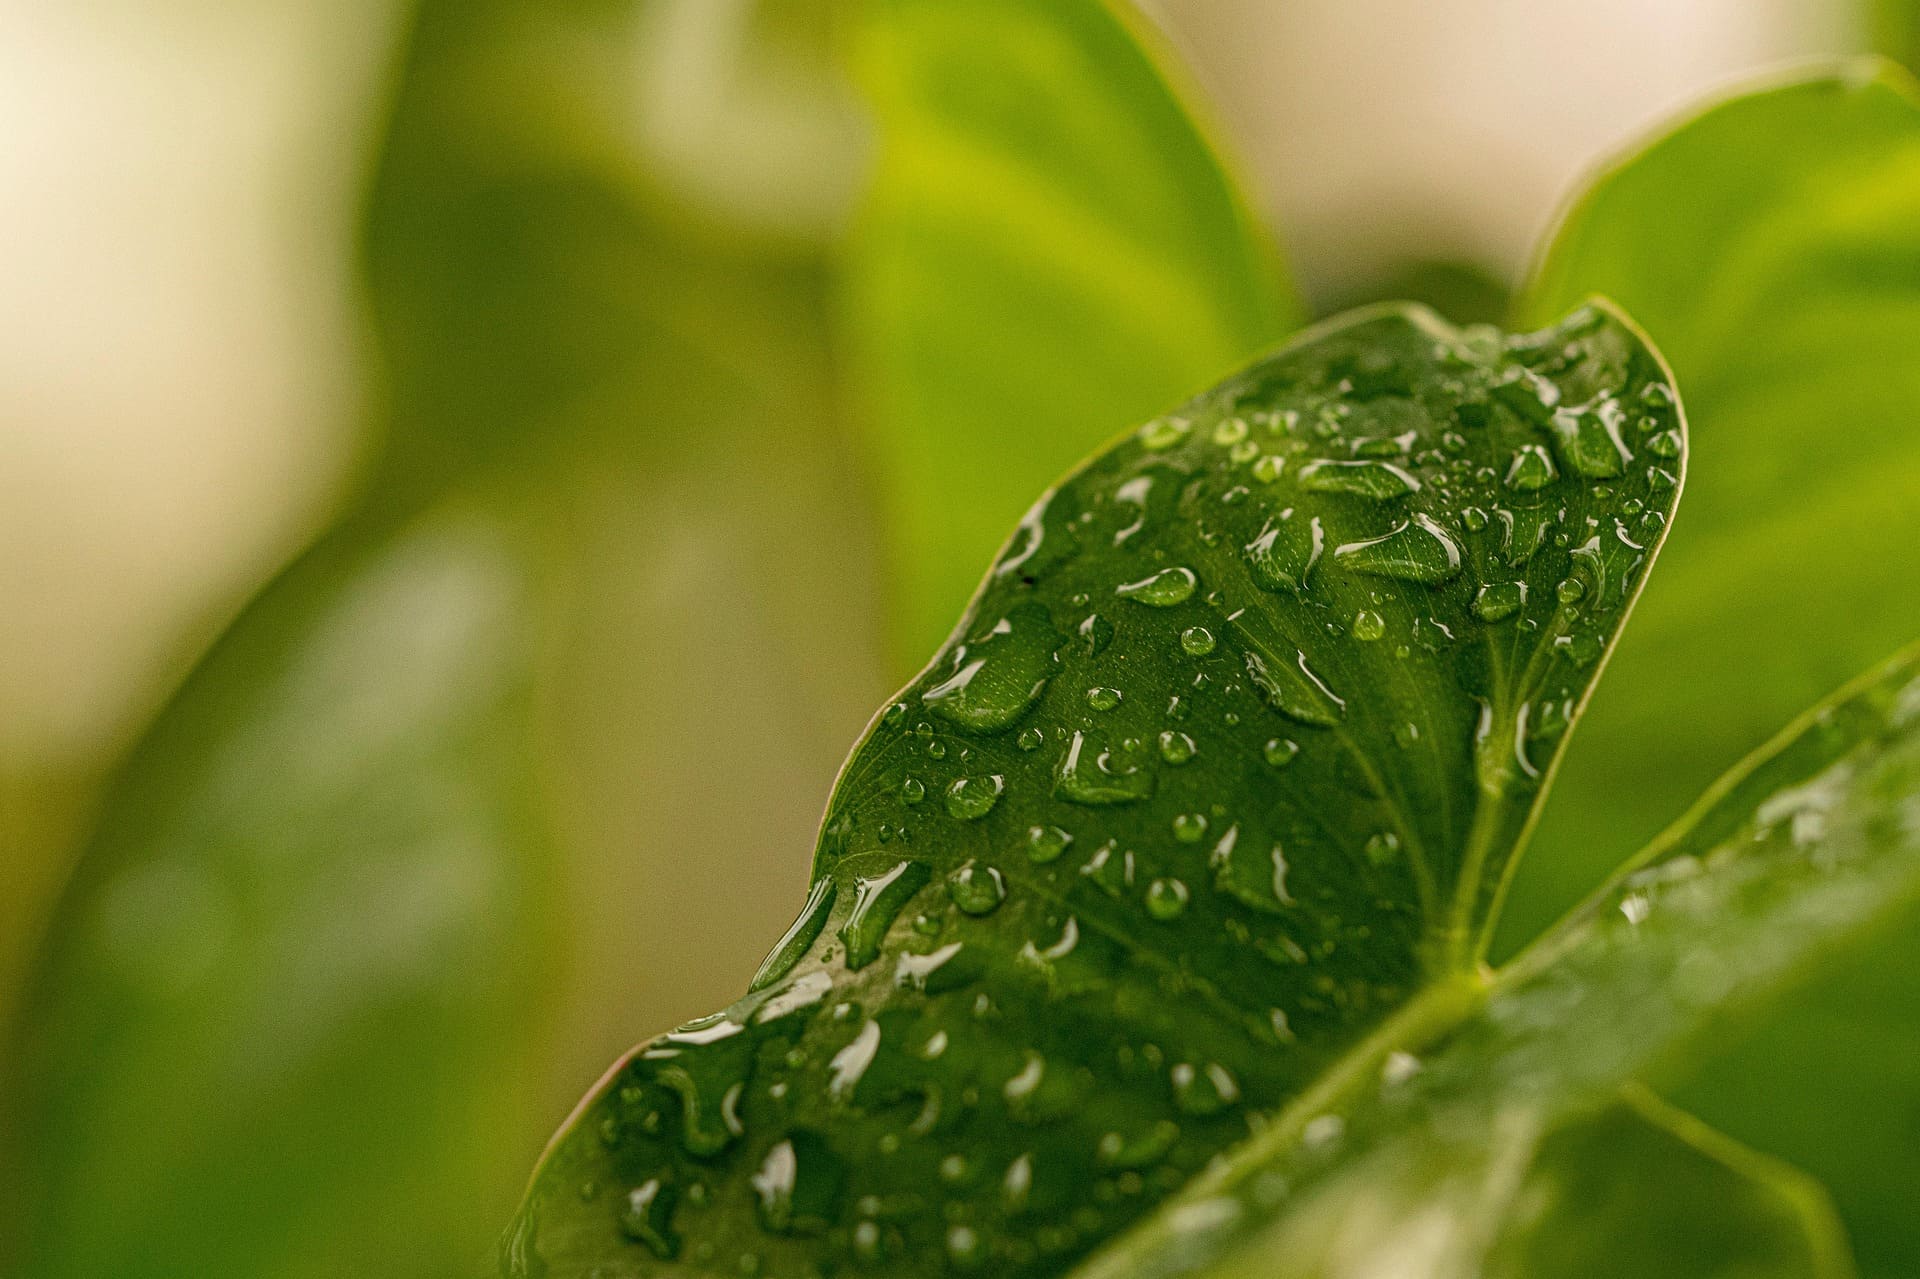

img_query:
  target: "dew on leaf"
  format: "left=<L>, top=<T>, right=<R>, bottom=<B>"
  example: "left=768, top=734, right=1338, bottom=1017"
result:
left=1472, top=581, right=1527, bottom=623
left=1027, top=824, right=1073, bottom=864
left=1505, top=443, right=1559, bottom=491
left=1298, top=458, right=1421, bottom=500
left=1145, top=878, right=1190, bottom=920
left=1116, top=566, right=1198, bottom=607
left=1333, top=514, right=1463, bottom=584
left=945, top=774, right=1005, bottom=821
left=949, top=861, right=1008, bottom=915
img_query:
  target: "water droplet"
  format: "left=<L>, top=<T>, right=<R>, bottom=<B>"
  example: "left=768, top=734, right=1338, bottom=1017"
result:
left=1055, top=732, right=1155, bottom=805
left=1263, top=738, right=1299, bottom=767
left=1003, top=1154, right=1034, bottom=1213
left=1145, top=878, right=1190, bottom=920
left=1082, top=841, right=1136, bottom=897
left=1244, top=649, right=1345, bottom=727
left=1332, top=514, right=1463, bottom=584
left=1097, top=1120, right=1180, bottom=1169
left=1212, top=417, right=1249, bottom=446
left=1086, top=686, right=1122, bottom=711
left=1172, top=812, right=1209, bottom=843
left=1298, top=458, right=1421, bottom=500
left=900, top=777, right=925, bottom=805
left=1171, top=1062, right=1240, bottom=1115
left=853, top=1220, right=887, bottom=1265
left=1079, top=613, right=1114, bottom=656
left=1252, top=454, right=1285, bottom=483
left=749, top=878, right=837, bottom=991
left=1243, top=510, right=1324, bottom=593
left=949, top=862, right=1007, bottom=915
left=946, top=1224, right=986, bottom=1269
left=1472, top=581, right=1527, bottom=623
left=922, top=605, right=1061, bottom=732
left=1546, top=401, right=1631, bottom=478
left=1027, top=825, right=1073, bottom=864
left=1505, top=443, right=1558, bottom=491
left=945, top=774, right=1005, bottom=821
left=1462, top=506, right=1488, bottom=532
left=1157, top=730, right=1197, bottom=765
left=838, top=861, right=931, bottom=970
left=1139, top=418, right=1190, bottom=451
left=1350, top=610, right=1386, bottom=642
left=828, top=1020, right=882, bottom=1101
left=1116, top=567, right=1198, bottom=607
left=1646, top=427, right=1682, bottom=459
left=1180, top=626, right=1216, bottom=656
left=1364, top=831, right=1401, bottom=865
left=1017, top=727, right=1044, bottom=751
left=621, top=1178, right=680, bottom=1258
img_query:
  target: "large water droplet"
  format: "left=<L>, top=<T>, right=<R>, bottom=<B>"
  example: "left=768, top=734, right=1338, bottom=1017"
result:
left=1546, top=399, right=1631, bottom=478
left=838, top=861, right=931, bottom=969
left=749, top=878, right=837, bottom=992
left=1055, top=731, right=1155, bottom=805
left=1116, top=567, right=1198, bottom=607
left=1472, top=581, right=1526, bottom=623
left=1298, top=459, right=1420, bottom=500
left=1243, top=510, right=1324, bottom=592
left=1332, top=514, right=1463, bottom=584
left=1505, top=443, right=1558, bottom=491
left=1244, top=649, right=1345, bottom=727
left=922, top=604, right=1061, bottom=732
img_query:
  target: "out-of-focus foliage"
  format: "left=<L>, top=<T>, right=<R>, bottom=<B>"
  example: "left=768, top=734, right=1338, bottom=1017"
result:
left=3, top=1, right=880, bottom=1276
left=844, top=0, right=1299, bottom=671
left=1513, top=61, right=1920, bottom=1276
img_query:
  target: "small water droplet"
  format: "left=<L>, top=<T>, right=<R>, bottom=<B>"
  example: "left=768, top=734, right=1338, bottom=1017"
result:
left=1145, top=878, right=1190, bottom=920
left=900, top=777, right=925, bottom=805
left=1252, top=454, right=1285, bottom=484
left=1027, top=825, right=1073, bottom=864
left=621, top=1178, right=680, bottom=1258
left=1139, top=418, right=1190, bottom=451
left=949, top=861, right=1008, bottom=915
left=1157, top=730, right=1197, bottom=765
left=1172, top=812, right=1209, bottom=843
left=1472, top=581, right=1527, bottom=623
left=945, top=774, right=1005, bottom=821
left=1243, top=510, right=1324, bottom=593
left=828, top=1020, right=882, bottom=1101
left=1086, top=686, right=1122, bottom=711
left=1506, top=443, right=1558, bottom=491
left=1646, top=427, right=1682, bottom=459
left=1180, top=626, right=1215, bottom=656
left=1171, top=1062, right=1241, bottom=1115
left=1017, top=727, right=1044, bottom=751
left=1364, top=831, right=1401, bottom=865
left=1263, top=738, right=1299, bottom=767
left=1350, top=610, right=1386, bottom=642
left=1212, top=417, right=1249, bottom=446
left=1055, top=731, right=1155, bottom=805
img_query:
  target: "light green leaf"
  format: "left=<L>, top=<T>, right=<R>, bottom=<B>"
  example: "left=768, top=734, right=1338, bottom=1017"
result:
left=1071, top=642, right=1920, bottom=1279
left=845, top=0, right=1300, bottom=671
left=1512, top=59, right=1920, bottom=1274
left=2, top=2, right=875, bottom=1276
left=504, top=302, right=1687, bottom=1276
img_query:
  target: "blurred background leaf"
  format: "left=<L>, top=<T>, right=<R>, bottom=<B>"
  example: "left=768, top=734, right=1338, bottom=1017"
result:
left=4, top=0, right=883, bottom=1274
left=1512, top=60, right=1920, bottom=1278
left=843, top=0, right=1299, bottom=671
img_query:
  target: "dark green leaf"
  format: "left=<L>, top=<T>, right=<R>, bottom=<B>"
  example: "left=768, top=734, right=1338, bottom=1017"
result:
left=1512, top=60, right=1920, bottom=1274
left=505, top=302, right=1685, bottom=1276
left=845, top=0, right=1301, bottom=671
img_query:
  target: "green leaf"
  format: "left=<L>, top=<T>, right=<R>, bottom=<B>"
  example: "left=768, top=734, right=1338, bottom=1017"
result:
left=504, top=301, right=1686, bottom=1276
left=3, top=3, right=875, bottom=1276
left=1511, top=60, right=1920, bottom=1274
left=1068, top=642, right=1920, bottom=1279
left=845, top=0, right=1301, bottom=671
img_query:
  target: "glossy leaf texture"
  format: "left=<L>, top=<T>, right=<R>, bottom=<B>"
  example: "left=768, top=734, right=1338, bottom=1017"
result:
left=504, top=302, right=1686, bottom=1277
left=844, top=0, right=1300, bottom=671
left=1511, top=59, right=1920, bottom=1274
left=1, top=2, right=876, bottom=1276
left=1071, top=643, right=1920, bottom=1279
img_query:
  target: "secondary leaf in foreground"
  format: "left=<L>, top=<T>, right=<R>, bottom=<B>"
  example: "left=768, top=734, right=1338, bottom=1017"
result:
left=1076, top=643, right=1920, bottom=1279
left=505, top=301, right=1684, bottom=1276
left=845, top=0, right=1299, bottom=670
left=1511, top=60, right=1920, bottom=1274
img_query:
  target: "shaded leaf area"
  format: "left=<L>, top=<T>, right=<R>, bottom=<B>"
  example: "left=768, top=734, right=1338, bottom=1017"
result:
left=1073, top=644, right=1920, bottom=1279
left=1, top=2, right=875, bottom=1277
left=846, top=0, right=1299, bottom=671
left=1511, top=60, right=1920, bottom=1275
left=506, top=303, right=1683, bottom=1277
